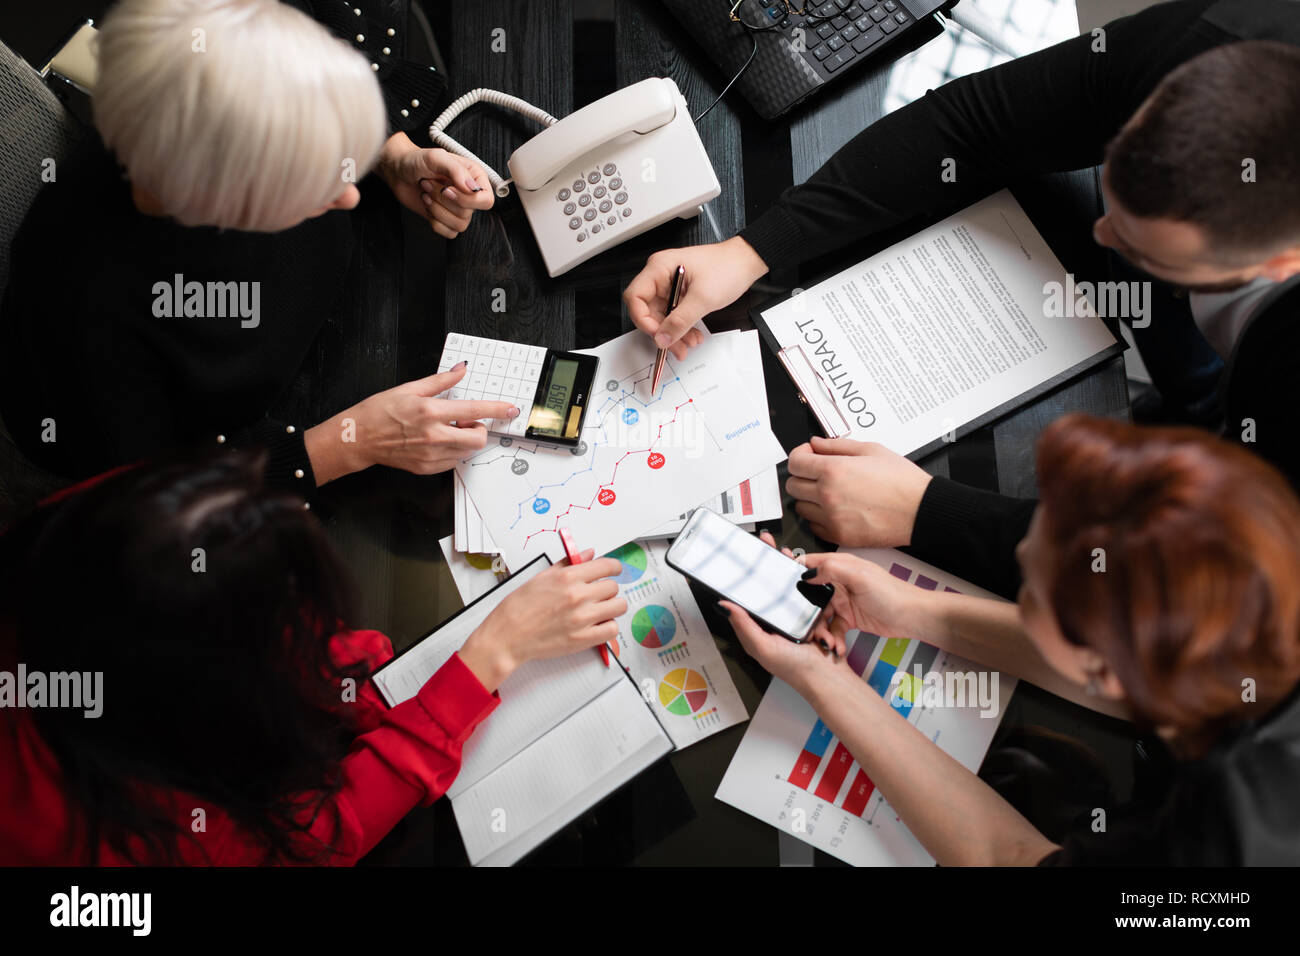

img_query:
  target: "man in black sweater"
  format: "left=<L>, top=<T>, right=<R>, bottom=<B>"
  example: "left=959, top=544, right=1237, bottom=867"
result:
left=624, top=0, right=1300, bottom=598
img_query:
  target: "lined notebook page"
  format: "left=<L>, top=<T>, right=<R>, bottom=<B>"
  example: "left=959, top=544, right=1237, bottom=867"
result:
left=371, top=559, right=624, bottom=798
left=452, top=679, right=672, bottom=866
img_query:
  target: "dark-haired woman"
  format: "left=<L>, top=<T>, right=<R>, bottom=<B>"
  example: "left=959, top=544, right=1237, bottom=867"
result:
left=0, top=453, right=625, bottom=864
left=725, top=415, right=1300, bottom=865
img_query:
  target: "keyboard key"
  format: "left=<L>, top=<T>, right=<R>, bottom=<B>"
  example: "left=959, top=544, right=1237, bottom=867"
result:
left=869, top=5, right=887, bottom=21
left=825, top=49, right=855, bottom=71
left=817, top=2, right=836, bottom=15
left=831, top=14, right=848, bottom=28
left=852, top=25, right=882, bottom=50
left=854, top=14, right=871, bottom=30
left=841, top=25, right=858, bottom=41
left=827, top=35, right=844, bottom=51
left=844, top=3, right=863, bottom=16
left=894, top=11, right=907, bottom=23
left=880, top=15, right=897, bottom=32
left=812, top=43, right=831, bottom=60
left=883, top=0, right=896, bottom=9
left=816, top=23, right=834, bottom=39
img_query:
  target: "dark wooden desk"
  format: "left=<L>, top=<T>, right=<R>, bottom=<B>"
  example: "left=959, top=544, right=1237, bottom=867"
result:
left=311, top=0, right=1136, bottom=865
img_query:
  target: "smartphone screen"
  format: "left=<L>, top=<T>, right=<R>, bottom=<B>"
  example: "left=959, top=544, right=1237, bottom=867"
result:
left=667, top=508, right=823, bottom=641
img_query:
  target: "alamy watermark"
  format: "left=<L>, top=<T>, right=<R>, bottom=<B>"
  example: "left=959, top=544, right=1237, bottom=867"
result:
left=0, top=664, right=102, bottom=718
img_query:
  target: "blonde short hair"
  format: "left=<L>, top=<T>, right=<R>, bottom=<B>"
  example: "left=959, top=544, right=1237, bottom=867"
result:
left=94, top=0, right=387, bottom=232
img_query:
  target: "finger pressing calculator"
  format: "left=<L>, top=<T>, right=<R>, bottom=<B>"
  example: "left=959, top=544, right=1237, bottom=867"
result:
left=438, top=333, right=599, bottom=446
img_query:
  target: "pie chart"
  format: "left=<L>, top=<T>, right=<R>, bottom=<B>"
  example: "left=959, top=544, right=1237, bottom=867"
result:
left=631, top=605, right=676, bottom=648
left=606, top=542, right=647, bottom=584
left=659, top=668, right=708, bottom=716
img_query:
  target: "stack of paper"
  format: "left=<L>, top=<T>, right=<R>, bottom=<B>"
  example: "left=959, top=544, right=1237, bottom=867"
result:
left=450, top=329, right=784, bottom=565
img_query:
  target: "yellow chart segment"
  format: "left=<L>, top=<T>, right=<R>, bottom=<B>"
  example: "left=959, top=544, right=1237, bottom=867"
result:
left=659, top=667, right=709, bottom=716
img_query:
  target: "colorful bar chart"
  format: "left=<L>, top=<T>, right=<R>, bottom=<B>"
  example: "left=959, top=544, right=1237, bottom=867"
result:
left=787, top=559, right=963, bottom=813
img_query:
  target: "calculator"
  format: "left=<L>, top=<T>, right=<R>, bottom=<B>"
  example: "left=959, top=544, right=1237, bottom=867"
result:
left=437, top=333, right=599, bottom=446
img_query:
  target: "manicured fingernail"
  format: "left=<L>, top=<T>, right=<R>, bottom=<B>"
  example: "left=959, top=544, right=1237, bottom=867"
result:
left=456, top=360, right=467, bottom=369
left=801, top=568, right=817, bottom=581
left=443, top=187, right=457, bottom=201
left=507, top=405, right=520, bottom=418
left=655, top=333, right=670, bottom=348
left=715, top=601, right=730, bottom=618
left=464, top=178, right=481, bottom=192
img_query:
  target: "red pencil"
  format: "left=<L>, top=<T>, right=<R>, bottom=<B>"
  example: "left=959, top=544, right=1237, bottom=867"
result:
left=558, top=528, right=611, bottom=667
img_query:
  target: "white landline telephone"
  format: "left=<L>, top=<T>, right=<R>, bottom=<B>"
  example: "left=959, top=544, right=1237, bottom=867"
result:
left=430, top=78, right=721, bottom=277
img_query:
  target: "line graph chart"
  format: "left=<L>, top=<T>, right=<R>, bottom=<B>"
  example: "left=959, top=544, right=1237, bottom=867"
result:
left=456, top=331, right=785, bottom=569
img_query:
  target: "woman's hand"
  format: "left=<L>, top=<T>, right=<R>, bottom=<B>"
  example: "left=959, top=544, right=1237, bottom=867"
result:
left=718, top=532, right=846, bottom=695
left=304, top=364, right=519, bottom=483
left=622, top=237, right=769, bottom=360
left=799, top=551, right=931, bottom=648
left=377, top=133, right=494, bottom=238
left=460, top=553, right=627, bottom=691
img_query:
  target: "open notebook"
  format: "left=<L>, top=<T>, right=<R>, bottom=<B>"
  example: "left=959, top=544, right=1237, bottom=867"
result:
left=370, top=556, right=673, bottom=866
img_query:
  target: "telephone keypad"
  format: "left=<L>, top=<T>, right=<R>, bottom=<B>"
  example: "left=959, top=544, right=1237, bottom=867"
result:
left=563, top=160, right=631, bottom=245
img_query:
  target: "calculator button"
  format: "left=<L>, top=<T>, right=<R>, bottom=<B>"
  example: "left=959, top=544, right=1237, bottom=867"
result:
left=486, top=376, right=503, bottom=393
left=509, top=417, right=528, bottom=436
left=507, top=362, right=524, bottom=379
left=563, top=202, right=576, bottom=215
left=509, top=344, right=529, bottom=360
left=471, top=355, right=490, bottom=373
left=502, top=379, right=520, bottom=398
left=446, top=333, right=463, bottom=349
left=524, top=362, right=541, bottom=380
left=468, top=373, right=487, bottom=390
left=593, top=185, right=606, bottom=199
left=583, top=208, right=597, bottom=221
left=572, top=179, right=585, bottom=192
left=491, top=358, right=507, bottom=375
left=579, top=194, right=591, bottom=207
left=557, top=188, right=570, bottom=201
left=599, top=200, right=612, bottom=213
left=614, top=192, right=627, bottom=204
left=587, top=171, right=601, bottom=184
left=602, top=163, right=617, bottom=176
left=608, top=177, right=622, bottom=190
left=569, top=217, right=581, bottom=229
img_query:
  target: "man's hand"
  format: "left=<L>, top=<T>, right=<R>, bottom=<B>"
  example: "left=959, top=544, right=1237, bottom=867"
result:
left=377, top=133, right=493, bottom=238
left=623, top=236, right=768, bottom=360
left=786, top=437, right=933, bottom=547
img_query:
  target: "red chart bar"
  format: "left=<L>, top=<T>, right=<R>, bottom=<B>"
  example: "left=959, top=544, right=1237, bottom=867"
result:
left=842, top=769, right=876, bottom=816
left=788, top=749, right=821, bottom=789
left=738, top=479, right=754, bottom=516
left=814, top=743, right=854, bottom=802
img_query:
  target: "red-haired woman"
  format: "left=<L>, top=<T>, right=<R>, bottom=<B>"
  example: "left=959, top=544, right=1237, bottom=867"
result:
left=724, top=414, right=1300, bottom=865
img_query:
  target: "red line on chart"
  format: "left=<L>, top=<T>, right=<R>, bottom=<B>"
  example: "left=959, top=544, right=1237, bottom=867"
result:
left=521, top=400, right=693, bottom=550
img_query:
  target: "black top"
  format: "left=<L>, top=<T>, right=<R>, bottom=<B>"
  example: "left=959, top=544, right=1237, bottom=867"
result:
left=0, top=0, right=444, bottom=490
left=739, top=0, right=1300, bottom=599
left=1041, top=684, right=1300, bottom=866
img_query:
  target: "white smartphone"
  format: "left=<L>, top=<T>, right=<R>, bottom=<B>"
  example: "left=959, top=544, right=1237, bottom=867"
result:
left=665, top=508, right=832, bottom=642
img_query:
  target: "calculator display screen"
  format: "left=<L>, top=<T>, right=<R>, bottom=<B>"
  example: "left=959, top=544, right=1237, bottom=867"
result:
left=530, top=359, right=580, bottom=438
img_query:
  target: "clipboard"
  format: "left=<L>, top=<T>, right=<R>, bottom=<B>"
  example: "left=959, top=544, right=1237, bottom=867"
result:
left=776, top=343, right=852, bottom=439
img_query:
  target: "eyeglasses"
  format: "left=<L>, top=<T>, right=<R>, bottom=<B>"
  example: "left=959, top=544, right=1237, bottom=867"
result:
left=727, top=0, right=853, bottom=33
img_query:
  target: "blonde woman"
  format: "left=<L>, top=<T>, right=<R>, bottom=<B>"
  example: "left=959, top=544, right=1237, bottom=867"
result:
left=0, top=0, right=511, bottom=504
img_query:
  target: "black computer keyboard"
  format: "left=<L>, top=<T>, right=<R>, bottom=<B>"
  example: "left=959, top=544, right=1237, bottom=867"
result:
left=754, top=0, right=913, bottom=79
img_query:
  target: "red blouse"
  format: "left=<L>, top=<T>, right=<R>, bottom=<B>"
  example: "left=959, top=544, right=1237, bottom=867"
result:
left=0, top=629, right=499, bottom=865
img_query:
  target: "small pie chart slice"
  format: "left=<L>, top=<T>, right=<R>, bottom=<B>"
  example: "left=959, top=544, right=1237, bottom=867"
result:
left=606, top=542, right=647, bottom=584
left=659, top=667, right=709, bottom=716
left=631, top=605, right=676, bottom=648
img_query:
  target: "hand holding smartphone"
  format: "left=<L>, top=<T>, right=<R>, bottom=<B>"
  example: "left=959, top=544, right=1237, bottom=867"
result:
left=665, top=508, right=833, bottom=642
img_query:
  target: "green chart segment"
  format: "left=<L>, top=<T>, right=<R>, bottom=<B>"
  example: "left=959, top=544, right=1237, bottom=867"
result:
left=606, top=542, right=647, bottom=584
left=631, top=605, right=677, bottom=648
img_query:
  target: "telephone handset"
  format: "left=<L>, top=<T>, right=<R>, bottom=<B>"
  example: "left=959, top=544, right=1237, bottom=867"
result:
left=431, top=78, right=721, bottom=277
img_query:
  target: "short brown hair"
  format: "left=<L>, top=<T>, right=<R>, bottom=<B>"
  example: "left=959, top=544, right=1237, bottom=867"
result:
left=1105, top=40, right=1300, bottom=260
left=1036, top=415, right=1300, bottom=757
